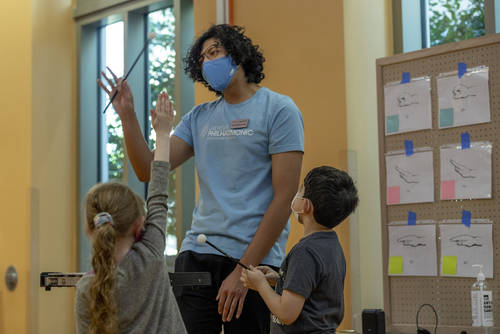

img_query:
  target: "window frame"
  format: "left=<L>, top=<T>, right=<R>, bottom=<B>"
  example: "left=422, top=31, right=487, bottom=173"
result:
left=76, top=0, right=194, bottom=271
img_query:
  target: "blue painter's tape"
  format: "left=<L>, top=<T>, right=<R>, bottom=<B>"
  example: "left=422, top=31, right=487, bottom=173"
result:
left=401, top=72, right=411, bottom=84
left=462, top=210, right=471, bottom=228
left=408, top=211, right=417, bottom=225
left=404, top=140, right=414, bottom=156
left=458, top=62, right=467, bottom=78
left=461, top=132, right=470, bottom=149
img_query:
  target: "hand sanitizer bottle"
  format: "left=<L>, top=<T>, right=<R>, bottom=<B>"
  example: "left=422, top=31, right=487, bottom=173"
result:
left=471, top=264, right=494, bottom=330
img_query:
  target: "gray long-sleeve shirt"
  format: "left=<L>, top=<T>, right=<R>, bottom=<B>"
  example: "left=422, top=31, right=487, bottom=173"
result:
left=75, top=161, right=187, bottom=334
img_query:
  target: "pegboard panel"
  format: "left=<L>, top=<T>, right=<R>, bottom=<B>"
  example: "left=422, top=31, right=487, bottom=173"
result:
left=376, top=34, right=500, bottom=332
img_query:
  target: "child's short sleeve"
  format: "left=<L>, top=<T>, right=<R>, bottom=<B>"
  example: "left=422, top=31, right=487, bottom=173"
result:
left=282, top=247, right=321, bottom=299
left=268, top=98, right=304, bottom=155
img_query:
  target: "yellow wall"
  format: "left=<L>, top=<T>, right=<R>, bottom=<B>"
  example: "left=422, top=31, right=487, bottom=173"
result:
left=32, top=0, right=77, bottom=333
left=0, top=0, right=32, bottom=332
left=0, top=0, right=76, bottom=333
left=344, top=0, right=392, bottom=329
left=0, top=0, right=391, bottom=332
left=194, top=0, right=351, bottom=328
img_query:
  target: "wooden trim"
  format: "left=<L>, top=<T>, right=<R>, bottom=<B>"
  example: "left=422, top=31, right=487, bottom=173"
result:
left=75, top=0, right=137, bottom=20
left=74, top=0, right=171, bottom=22
left=377, top=33, right=500, bottom=66
left=29, top=187, right=40, bottom=334
left=392, top=0, right=403, bottom=54
left=377, top=61, right=392, bottom=327
left=228, top=0, right=234, bottom=25
left=485, top=0, right=496, bottom=35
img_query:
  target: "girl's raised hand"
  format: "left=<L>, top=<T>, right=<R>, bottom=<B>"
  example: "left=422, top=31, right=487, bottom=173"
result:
left=151, top=92, right=174, bottom=162
left=150, top=91, right=174, bottom=138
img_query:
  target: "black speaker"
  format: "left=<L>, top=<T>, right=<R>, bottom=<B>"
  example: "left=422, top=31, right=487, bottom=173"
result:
left=362, top=309, right=385, bottom=334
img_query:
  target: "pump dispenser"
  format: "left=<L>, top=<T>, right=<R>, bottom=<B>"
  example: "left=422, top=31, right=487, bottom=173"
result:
left=471, top=264, right=494, bottom=328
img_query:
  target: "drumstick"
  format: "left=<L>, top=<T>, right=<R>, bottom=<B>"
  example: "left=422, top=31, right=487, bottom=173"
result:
left=103, top=32, right=156, bottom=113
left=197, top=234, right=250, bottom=270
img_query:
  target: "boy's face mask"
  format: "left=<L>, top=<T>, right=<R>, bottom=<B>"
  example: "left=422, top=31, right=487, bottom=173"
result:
left=291, top=192, right=306, bottom=221
left=202, top=55, right=238, bottom=92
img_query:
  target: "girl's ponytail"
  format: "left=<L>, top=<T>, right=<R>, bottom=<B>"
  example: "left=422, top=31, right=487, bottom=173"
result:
left=84, top=182, right=145, bottom=333
left=89, top=221, right=117, bottom=334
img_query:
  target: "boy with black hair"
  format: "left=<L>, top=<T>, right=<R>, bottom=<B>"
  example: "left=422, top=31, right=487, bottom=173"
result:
left=241, top=166, right=359, bottom=334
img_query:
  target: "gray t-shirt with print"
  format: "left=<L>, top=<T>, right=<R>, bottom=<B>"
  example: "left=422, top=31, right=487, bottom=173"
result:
left=271, top=231, right=346, bottom=334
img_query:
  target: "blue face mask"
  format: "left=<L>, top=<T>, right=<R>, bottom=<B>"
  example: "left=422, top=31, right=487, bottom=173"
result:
left=202, top=55, right=238, bottom=92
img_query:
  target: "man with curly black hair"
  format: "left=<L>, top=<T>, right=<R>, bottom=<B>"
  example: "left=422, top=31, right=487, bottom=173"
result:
left=183, top=24, right=265, bottom=94
left=98, top=24, right=304, bottom=334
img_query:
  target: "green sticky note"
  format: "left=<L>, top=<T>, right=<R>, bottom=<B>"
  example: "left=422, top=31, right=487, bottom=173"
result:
left=389, top=256, right=403, bottom=274
left=386, top=115, right=399, bottom=133
left=442, top=256, right=457, bottom=275
left=439, top=108, right=454, bottom=127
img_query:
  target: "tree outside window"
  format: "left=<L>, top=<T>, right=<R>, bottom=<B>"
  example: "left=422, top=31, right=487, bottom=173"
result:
left=148, top=8, right=178, bottom=255
left=429, top=0, right=485, bottom=47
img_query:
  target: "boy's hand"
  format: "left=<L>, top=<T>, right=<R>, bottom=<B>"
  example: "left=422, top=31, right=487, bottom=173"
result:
left=255, top=266, right=280, bottom=286
left=240, top=265, right=268, bottom=291
left=150, top=91, right=174, bottom=138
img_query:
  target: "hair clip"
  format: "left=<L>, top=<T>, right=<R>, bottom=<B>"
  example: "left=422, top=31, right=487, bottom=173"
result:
left=93, top=212, right=114, bottom=228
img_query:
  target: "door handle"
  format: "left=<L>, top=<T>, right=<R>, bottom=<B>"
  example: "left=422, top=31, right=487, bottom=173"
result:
left=5, top=265, right=17, bottom=291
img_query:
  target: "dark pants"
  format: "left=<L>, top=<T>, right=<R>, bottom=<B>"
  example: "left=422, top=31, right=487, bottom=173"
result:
left=174, top=250, right=276, bottom=334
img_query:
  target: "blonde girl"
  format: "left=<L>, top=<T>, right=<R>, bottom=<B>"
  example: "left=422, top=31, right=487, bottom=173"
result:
left=75, top=90, right=186, bottom=334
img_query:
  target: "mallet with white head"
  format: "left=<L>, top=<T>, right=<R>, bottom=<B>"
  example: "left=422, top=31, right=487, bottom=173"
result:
left=197, top=234, right=249, bottom=270
left=103, top=32, right=157, bottom=113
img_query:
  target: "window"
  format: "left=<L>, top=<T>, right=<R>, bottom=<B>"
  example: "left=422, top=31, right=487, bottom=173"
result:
left=77, top=1, right=194, bottom=271
left=393, top=0, right=497, bottom=53
left=428, top=0, right=485, bottom=47
left=147, top=8, right=178, bottom=255
left=99, top=21, right=125, bottom=181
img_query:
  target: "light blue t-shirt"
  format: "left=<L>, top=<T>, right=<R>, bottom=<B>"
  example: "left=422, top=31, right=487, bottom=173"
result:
left=173, top=87, right=304, bottom=267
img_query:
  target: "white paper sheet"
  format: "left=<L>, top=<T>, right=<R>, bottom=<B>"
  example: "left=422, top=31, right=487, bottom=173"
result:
left=386, top=148, right=434, bottom=205
left=437, top=67, right=490, bottom=128
left=440, top=142, right=492, bottom=200
left=440, top=221, right=493, bottom=278
left=388, top=223, right=437, bottom=276
left=384, top=76, right=432, bottom=135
